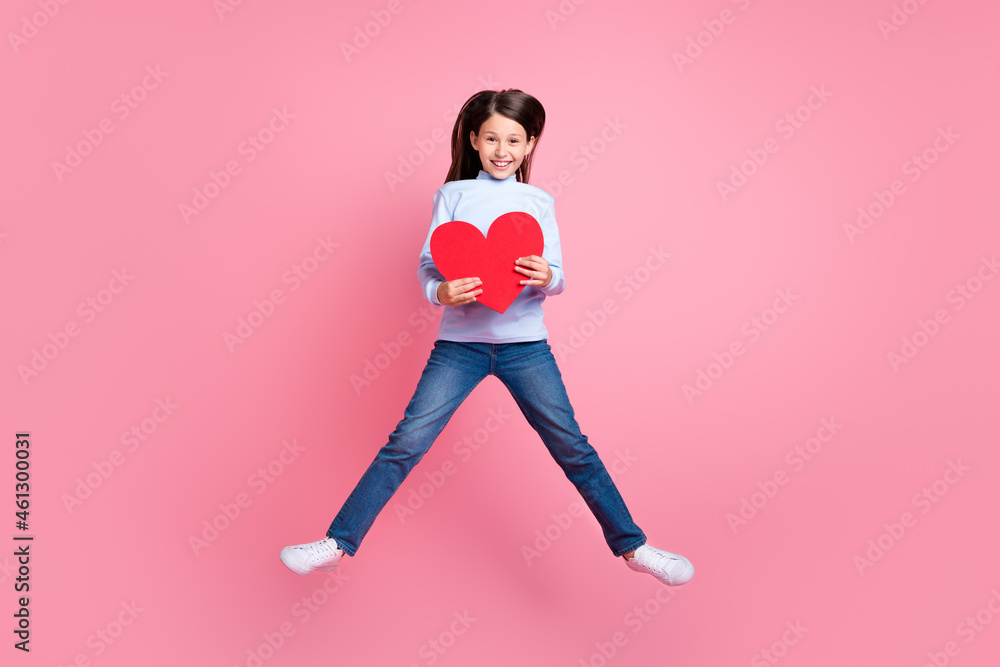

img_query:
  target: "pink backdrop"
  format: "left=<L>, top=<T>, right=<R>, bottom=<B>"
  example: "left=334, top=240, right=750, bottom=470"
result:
left=4, top=0, right=999, bottom=665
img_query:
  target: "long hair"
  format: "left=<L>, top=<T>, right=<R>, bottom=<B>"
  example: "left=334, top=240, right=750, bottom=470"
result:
left=444, top=89, right=545, bottom=184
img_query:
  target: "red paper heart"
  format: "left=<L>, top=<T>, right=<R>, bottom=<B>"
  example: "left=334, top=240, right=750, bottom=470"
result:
left=430, top=212, right=544, bottom=314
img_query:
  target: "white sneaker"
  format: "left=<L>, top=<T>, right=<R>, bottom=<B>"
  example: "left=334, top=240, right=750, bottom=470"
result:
left=626, top=544, right=694, bottom=586
left=279, top=537, right=345, bottom=575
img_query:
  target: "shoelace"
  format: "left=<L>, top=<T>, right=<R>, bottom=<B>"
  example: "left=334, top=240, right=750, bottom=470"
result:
left=301, top=539, right=342, bottom=563
left=637, top=548, right=683, bottom=577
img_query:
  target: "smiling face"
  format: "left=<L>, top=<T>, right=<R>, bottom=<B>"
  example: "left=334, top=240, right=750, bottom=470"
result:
left=470, top=113, right=535, bottom=179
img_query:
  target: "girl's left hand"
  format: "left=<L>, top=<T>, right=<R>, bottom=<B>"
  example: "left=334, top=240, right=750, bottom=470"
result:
left=515, top=255, right=552, bottom=288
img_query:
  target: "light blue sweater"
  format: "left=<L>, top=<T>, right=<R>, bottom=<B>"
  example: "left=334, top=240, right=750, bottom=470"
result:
left=418, top=169, right=566, bottom=343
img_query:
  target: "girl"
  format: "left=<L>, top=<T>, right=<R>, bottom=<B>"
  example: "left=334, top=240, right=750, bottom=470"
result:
left=280, top=89, right=694, bottom=587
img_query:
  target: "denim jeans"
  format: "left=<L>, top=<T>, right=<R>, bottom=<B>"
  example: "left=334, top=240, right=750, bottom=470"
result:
left=327, top=339, right=647, bottom=558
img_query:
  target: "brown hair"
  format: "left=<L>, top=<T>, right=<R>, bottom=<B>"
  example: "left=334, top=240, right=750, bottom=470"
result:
left=444, top=89, right=545, bottom=184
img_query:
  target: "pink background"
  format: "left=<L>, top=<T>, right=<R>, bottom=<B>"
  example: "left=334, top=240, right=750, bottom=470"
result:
left=4, top=0, right=999, bottom=665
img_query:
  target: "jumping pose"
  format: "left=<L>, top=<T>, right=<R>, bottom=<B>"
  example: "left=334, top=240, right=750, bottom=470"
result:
left=279, top=89, right=694, bottom=587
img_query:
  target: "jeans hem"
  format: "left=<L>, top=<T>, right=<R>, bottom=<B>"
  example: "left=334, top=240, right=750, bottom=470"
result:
left=327, top=530, right=356, bottom=557
left=614, top=536, right=647, bottom=558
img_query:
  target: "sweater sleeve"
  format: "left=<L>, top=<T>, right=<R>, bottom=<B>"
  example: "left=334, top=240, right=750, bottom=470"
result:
left=417, top=187, right=451, bottom=306
left=536, top=195, right=566, bottom=296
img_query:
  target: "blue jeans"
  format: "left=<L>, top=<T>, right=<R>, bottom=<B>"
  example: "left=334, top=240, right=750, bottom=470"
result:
left=327, top=339, right=647, bottom=558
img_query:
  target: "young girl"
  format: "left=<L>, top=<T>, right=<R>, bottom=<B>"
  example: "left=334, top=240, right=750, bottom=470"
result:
left=280, top=89, right=694, bottom=587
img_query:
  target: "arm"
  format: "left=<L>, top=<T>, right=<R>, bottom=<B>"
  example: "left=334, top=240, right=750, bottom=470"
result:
left=417, top=188, right=450, bottom=306
left=514, top=195, right=566, bottom=295
left=417, top=187, right=484, bottom=306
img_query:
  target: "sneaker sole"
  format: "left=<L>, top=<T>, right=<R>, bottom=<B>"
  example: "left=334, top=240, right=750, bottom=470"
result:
left=628, top=555, right=695, bottom=586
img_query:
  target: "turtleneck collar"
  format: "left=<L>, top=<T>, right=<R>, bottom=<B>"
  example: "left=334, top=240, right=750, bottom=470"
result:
left=476, top=169, right=517, bottom=183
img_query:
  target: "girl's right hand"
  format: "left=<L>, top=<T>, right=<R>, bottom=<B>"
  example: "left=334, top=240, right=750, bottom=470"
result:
left=438, top=277, right=483, bottom=307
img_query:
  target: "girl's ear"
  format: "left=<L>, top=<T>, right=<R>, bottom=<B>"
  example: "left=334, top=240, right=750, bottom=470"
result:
left=526, top=135, right=536, bottom=154
left=469, top=130, right=478, bottom=150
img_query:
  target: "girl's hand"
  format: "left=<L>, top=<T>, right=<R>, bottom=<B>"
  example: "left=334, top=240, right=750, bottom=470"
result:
left=515, top=255, right=552, bottom=288
left=438, top=277, right=483, bottom=307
